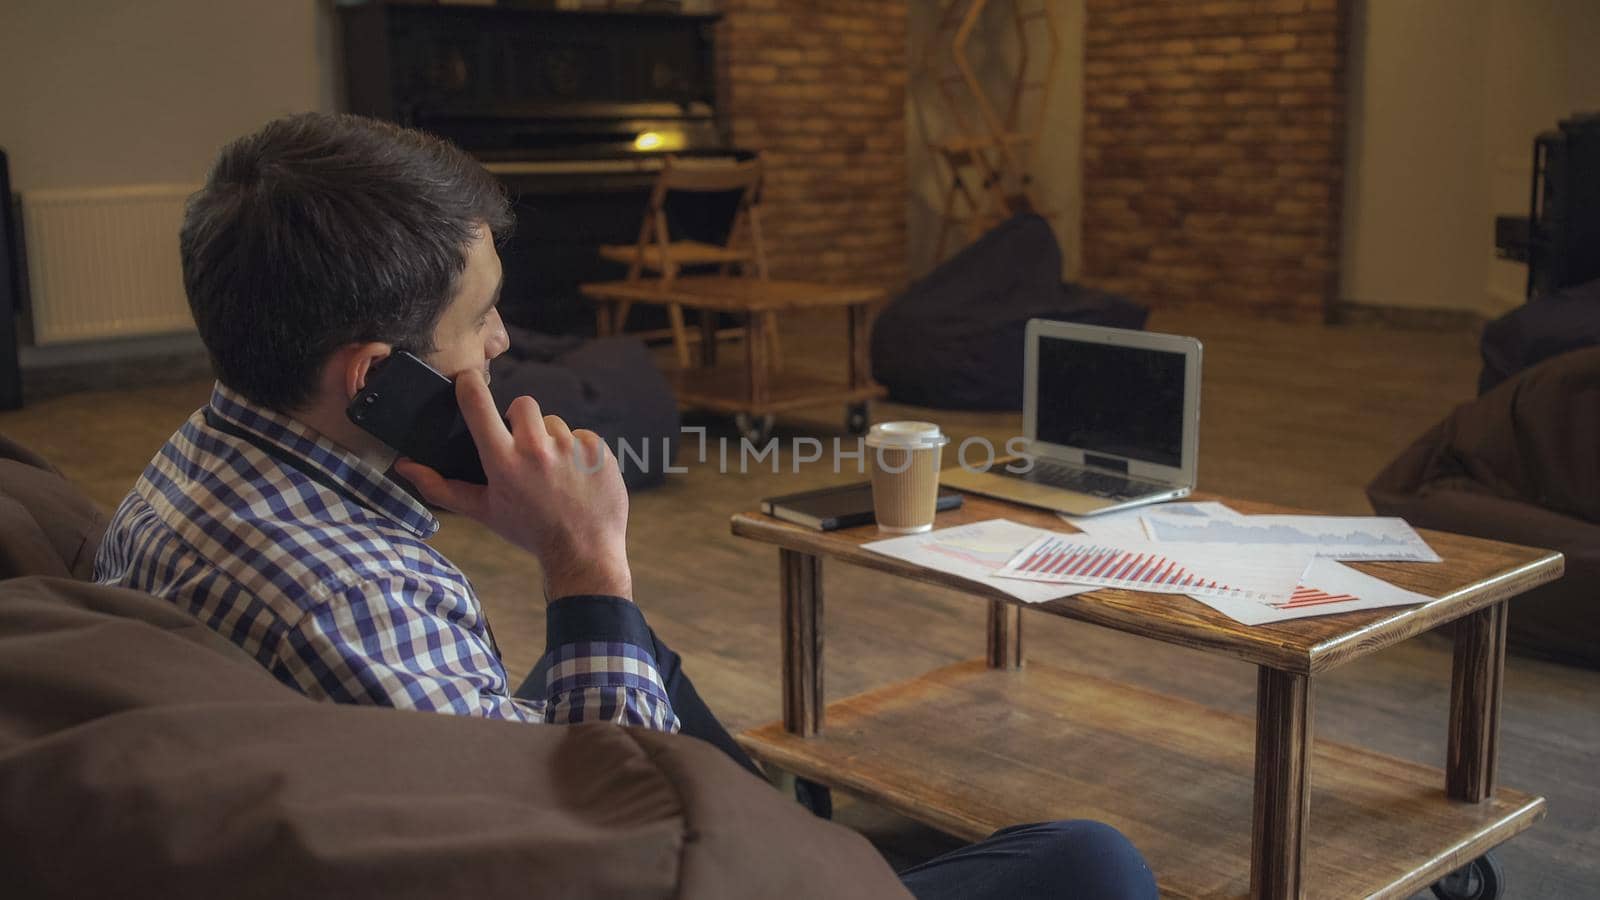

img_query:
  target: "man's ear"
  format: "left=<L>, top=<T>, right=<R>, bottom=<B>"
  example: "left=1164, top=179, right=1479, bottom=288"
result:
left=342, top=341, right=394, bottom=401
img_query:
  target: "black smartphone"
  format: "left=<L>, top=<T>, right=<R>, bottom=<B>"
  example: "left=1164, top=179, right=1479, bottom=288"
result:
left=347, top=350, right=489, bottom=484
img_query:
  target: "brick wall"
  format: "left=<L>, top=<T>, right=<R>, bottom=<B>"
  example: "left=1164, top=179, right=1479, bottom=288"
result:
left=1081, top=0, right=1348, bottom=320
left=718, top=1, right=908, bottom=288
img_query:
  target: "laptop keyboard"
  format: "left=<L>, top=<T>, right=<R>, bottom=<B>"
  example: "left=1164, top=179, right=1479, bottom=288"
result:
left=996, top=458, right=1168, bottom=500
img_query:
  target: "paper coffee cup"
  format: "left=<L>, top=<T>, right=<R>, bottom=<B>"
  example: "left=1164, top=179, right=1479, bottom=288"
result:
left=866, top=422, right=949, bottom=534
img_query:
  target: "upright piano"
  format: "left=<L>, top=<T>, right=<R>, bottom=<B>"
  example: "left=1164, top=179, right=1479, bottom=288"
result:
left=339, top=1, right=747, bottom=336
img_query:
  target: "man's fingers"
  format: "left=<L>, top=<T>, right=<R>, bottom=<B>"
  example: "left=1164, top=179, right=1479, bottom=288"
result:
left=393, top=459, right=487, bottom=518
left=572, top=428, right=609, bottom=472
left=454, top=372, right=514, bottom=462
left=506, top=395, right=549, bottom=450
left=543, top=414, right=574, bottom=448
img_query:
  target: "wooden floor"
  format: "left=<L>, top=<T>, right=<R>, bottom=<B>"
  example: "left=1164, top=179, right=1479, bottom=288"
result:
left=4, top=307, right=1596, bottom=897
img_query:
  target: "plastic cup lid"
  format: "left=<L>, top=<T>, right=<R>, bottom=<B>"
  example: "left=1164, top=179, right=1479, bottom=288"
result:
left=865, top=421, right=949, bottom=448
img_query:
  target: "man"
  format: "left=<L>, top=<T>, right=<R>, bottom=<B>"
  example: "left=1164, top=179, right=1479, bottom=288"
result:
left=96, top=112, right=1155, bottom=899
left=95, top=112, right=690, bottom=737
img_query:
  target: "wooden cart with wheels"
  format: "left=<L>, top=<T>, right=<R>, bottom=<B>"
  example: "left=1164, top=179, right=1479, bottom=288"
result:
left=1431, top=852, right=1502, bottom=900
left=582, top=276, right=886, bottom=439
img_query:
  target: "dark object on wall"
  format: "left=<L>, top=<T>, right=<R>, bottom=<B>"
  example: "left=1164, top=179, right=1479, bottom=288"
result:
left=1493, top=112, right=1600, bottom=299
left=0, top=436, right=909, bottom=899
left=488, top=326, right=679, bottom=489
left=0, top=148, right=22, bottom=410
left=1368, top=346, right=1600, bottom=670
left=871, top=214, right=1148, bottom=411
left=1478, top=275, right=1600, bottom=394
left=338, top=2, right=746, bottom=336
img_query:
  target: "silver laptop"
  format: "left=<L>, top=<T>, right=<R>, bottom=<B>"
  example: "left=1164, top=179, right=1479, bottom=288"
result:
left=942, top=320, right=1202, bottom=516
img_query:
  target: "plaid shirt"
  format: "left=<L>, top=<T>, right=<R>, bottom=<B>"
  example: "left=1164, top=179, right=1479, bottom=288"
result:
left=94, top=382, right=678, bottom=732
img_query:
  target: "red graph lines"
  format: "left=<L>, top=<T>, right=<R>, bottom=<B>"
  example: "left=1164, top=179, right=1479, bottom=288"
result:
left=1273, top=587, right=1359, bottom=610
left=1018, top=540, right=1235, bottom=592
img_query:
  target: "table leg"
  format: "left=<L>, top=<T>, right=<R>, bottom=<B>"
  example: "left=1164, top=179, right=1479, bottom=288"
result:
left=781, top=549, right=823, bottom=737
left=699, top=311, right=718, bottom=367
left=667, top=303, right=693, bottom=369
left=1447, top=601, right=1507, bottom=802
left=765, top=311, right=784, bottom=372
left=747, top=309, right=771, bottom=407
left=847, top=303, right=872, bottom=390
left=985, top=600, right=1023, bottom=670
left=1251, top=667, right=1313, bottom=900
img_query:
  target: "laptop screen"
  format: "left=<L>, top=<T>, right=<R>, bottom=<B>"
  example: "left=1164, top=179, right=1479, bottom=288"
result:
left=1035, top=336, right=1187, bottom=468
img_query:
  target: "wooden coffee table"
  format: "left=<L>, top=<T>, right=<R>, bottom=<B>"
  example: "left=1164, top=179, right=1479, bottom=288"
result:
left=581, top=276, right=887, bottom=441
left=729, top=493, right=1563, bottom=899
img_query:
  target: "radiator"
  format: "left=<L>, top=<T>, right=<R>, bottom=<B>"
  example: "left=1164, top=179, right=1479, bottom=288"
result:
left=21, top=184, right=199, bottom=345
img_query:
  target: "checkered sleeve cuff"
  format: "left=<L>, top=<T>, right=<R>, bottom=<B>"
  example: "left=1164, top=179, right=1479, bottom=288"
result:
left=543, top=641, right=672, bottom=704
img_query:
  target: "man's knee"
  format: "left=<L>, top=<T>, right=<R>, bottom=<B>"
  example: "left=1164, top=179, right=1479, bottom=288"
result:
left=1027, top=818, right=1142, bottom=857
left=994, top=819, right=1158, bottom=899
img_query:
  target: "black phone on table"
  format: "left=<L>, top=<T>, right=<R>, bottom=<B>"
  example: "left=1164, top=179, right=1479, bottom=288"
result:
left=347, top=350, right=490, bottom=484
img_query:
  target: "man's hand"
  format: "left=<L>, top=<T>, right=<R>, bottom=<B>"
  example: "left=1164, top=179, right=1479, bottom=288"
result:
left=394, top=372, right=633, bottom=602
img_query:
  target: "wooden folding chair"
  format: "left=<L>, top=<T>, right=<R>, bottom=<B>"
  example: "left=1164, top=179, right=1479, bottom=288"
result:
left=596, top=154, right=780, bottom=369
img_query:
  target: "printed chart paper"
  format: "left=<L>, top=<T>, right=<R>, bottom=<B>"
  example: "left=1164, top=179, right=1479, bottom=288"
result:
left=1141, top=514, right=1442, bottom=563
left=996, top=534, right=1314, bottom=606
left=1191, top=558, right=1436, bottom=626
left=1060, top=501, right=1242, bottom=544
left=864, top=519, right=1095, bottom=604
left=867, top=517, right=1436, bottom=626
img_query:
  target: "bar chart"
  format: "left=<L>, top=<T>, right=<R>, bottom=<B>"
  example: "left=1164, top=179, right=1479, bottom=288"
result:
left=997, top=536, right=1311, bottom=605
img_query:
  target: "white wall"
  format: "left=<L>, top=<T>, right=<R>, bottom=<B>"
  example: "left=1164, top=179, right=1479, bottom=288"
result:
left=1481, top=0, right=1600, bottom=310
left=0, top=0, right=339, bottom=192
left=1341, top=0, right=1600, bottom=315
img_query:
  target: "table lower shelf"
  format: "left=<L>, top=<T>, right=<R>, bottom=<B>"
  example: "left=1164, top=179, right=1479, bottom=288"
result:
left=738, top=660, right=1544, bottom=900
left=670, top=364, right=883, bottom=416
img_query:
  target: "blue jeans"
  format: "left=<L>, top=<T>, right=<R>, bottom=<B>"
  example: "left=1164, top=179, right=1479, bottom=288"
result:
left=520, top=631, right=1158, bottom=900
left=898, top=820, right=1158, bottom=900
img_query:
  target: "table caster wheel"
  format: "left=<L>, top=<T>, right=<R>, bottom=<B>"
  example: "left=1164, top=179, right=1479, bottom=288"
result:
left=845, top=402, right=870, bottom=436
left=794, top=776, right=833, bottom=820
left=735, top=412, right=775, bottom=444
left=1431, top=852, right=1503, bottom=900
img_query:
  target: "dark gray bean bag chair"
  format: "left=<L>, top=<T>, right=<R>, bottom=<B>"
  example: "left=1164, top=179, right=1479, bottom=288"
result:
left=489, top=327, right=679, bottom=489
left=1478, top=275, right=1600, bottom=394
left=872, top=214, right=1147, bottom=411
left=1369, top=346, right=1600, bottom=669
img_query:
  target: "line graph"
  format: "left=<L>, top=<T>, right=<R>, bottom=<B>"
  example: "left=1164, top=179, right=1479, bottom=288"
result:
left=1141, top=515, right=1442, bottom=562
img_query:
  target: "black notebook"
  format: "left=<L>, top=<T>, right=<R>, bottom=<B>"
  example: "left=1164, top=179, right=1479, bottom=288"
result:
left=760, top=482, right=963, bottom=531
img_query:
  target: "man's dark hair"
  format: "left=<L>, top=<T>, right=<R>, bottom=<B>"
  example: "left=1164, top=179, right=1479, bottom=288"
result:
left=180, top=112, right=513, bottom=411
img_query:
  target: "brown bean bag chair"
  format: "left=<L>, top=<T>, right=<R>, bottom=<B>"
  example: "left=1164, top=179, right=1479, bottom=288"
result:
left=1367, top=347, right=1600, bottom=668
left=0, top=433, right=106, bottom=579
left=0, top=434, right=909, bottom=899
left=1478, top=275, right=1600, bottom=394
